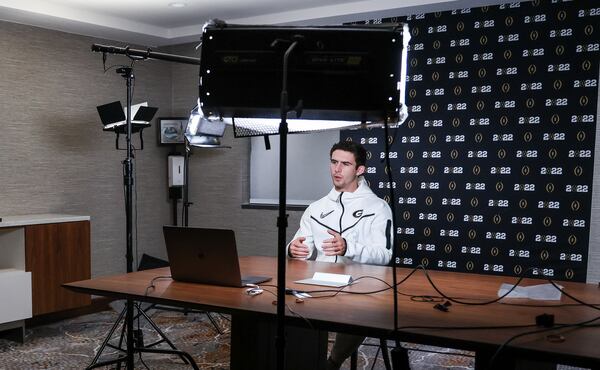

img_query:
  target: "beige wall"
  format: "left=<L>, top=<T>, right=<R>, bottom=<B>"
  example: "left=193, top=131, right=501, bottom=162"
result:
left=2, top=19, right=597, bottom=282
left=167, top=43, right=303, bottom=258
left=0, top=22, right=301, bottom=277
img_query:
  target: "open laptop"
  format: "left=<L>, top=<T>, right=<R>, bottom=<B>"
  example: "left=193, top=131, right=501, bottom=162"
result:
left=163, top=226, right=271, bottom=288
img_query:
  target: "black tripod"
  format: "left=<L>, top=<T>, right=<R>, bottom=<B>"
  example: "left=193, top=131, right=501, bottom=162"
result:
left=88, top=65, right=198, bottom=370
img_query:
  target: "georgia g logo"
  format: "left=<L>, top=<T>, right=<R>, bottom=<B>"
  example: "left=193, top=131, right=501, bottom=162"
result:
left=352, top=210, right=364, bottom=218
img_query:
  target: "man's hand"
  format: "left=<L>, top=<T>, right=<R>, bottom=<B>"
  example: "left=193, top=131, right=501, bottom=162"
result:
left=289, top=236, right=310, bottom=258
left=322, top=230, right=346, bottom=256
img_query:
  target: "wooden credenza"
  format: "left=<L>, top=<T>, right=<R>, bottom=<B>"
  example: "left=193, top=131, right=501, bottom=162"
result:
left=25, top=220, right=91, bottom=315
left=0, top=214, right=91, bottom=340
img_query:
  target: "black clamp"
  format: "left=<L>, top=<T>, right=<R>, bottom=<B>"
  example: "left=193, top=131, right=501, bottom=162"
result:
left=536, top=313, right=555, bottom=327
left=433, top=300, right=452, bottom=312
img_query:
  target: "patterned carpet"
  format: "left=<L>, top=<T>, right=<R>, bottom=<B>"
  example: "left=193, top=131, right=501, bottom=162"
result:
left=0, top=306, right=585, bottom=369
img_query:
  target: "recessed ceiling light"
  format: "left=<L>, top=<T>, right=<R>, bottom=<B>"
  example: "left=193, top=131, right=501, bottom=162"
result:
left=168, top=2, right=187, bottom=8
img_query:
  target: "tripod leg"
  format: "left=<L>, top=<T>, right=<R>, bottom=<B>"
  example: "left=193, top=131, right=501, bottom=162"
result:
left=114, top=306, right=130, bottom=370
left=136, top=305, right=191, bottom=365
left=137, top=348, right=200, bottom=370
left=380, top=339, right=392, bottom=370
left=87, top=307, right=127, bottom=370
left=125, top=299, right=135, bottom=370
left=205, top=312, right=223, bottom=334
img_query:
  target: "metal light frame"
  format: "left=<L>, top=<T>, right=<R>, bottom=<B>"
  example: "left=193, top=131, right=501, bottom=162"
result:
left=196, top=20, right=410, bottom=370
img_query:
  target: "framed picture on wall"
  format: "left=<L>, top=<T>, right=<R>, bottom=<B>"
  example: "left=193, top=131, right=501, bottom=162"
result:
left=158, top=117, right=187, bottom=145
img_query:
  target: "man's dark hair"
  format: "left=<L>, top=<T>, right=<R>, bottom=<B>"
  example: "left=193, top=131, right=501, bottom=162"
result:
left=330, top=141, right=367, bottom=167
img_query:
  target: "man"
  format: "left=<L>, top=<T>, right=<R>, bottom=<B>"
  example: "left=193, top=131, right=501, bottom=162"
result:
left=288, top=141, right=393, bottom=369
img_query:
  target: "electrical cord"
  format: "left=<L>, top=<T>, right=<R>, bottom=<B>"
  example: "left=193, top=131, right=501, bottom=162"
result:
left=298, top=267, right=421, bottom=297
left=262, top=272, right=600, bottom=370
left=499, top=301, right=600, bottom=308
left=414, top=265, right=535, bottom=306
left=361, top=340, right=476, bottom=359
left=258, top=287, right=315, bottom=330
left=545, top=279, right=600, bottom=312
left=275, top=267, right=600, bottom=338
left=144, top=275, right=173, bottom=296
left=486, top=314, right=600, bottom=369
left=300, top=264, right=598, bottom=311
left=399, top=345, right=475, bottom=358
left=304, top=276, right=396, bottom=299
left=409, top=266, right=600, bottom=310
left=138, top=352, right=151, bottom=370
left=268, top=264, right=599, bottom=339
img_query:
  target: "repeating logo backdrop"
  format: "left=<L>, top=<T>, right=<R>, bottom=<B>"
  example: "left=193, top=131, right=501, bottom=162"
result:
left=343, top=0, right=599, bottom=281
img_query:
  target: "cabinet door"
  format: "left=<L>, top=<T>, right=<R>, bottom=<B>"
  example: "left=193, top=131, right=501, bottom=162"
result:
left=25, top=221, right=91, bottom=315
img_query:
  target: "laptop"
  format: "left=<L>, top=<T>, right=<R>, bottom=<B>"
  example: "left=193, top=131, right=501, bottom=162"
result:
left=163, top=226, right=271, bottom=288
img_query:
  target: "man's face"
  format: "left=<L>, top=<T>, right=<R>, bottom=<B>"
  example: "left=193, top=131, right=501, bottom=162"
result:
left=330, top=149, right=365, bottom=192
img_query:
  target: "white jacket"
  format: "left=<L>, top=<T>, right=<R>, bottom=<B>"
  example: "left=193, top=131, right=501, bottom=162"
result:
left=288, top=177, right=393, bottom=265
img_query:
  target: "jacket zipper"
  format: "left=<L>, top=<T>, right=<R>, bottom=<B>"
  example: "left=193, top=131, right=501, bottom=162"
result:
left=336, top=192, right=345, bottom=263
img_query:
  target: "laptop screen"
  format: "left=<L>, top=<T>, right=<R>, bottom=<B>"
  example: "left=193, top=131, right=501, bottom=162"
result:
left=162, top=226, right=270, bottom=287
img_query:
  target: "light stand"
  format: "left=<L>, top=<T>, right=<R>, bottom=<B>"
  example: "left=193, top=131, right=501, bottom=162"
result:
left=382, top=121, right=410, bottom=370
left=91, top=45, right=200, bottom=370
left=197, top=23, right=408, bottom=369
left=275, top=37, right=301, bottom=370
left=178, top=139, right=226, bottom=334
left=183, top=142, right=192, bottom=227
left=123, top=66, right=135, bottom=370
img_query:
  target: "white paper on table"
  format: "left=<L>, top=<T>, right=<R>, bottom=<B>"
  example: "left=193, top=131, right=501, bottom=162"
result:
left=498, top=283, right=563, bottom=301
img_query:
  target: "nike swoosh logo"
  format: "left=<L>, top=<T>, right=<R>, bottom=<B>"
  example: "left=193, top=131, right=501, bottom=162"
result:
left=320, top=210, right=334, bottom=219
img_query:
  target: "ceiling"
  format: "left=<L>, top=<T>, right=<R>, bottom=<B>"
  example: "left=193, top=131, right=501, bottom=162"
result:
left=0, top=0, right=495, bottom=46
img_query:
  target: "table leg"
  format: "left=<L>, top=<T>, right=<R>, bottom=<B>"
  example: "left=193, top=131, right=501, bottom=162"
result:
left=230, top=314, right=328, bottom=370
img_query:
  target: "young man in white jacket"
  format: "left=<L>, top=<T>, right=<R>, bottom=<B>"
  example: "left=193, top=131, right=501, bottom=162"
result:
left=288, top=141, right=393, bottom=369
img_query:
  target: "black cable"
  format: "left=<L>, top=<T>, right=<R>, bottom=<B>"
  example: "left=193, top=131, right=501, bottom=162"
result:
left=291, top=265, right=598, bottom=312
left=415, top=265, right=536, bottom=306
left=261, top=287, right=315, bottom=330
left=300, top=267, right=420, bottom=297
left=101, top=48, right=132, bottom=74
left=546, top=279, right=600, bottom=311
left=144, top=275, right=173, bottom=296
left=397, top=268, right=600, bottom=309
left=499, top=301, right=600, bottom=308
left=280, top=266, right=600, bottom=337
left=406, top=266, right=600, bottom=309
left=400, top=345, right=475, bottom=358
left=138, top=352, right=151, bottom=370
left=392, top=323, right=539, bottom=332
left=103, top=64, right=129, bottom=74
left=486, top=314, right=600, bottom=369
left=363, top=340, right=475, bottom=358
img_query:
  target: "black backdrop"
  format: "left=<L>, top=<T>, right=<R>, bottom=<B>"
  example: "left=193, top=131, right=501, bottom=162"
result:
left=342, top=0, right=599, bottom=282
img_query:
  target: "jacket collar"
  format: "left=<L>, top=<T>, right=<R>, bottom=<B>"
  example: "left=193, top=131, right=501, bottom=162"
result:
left=326, top=177, right=372, bottom=202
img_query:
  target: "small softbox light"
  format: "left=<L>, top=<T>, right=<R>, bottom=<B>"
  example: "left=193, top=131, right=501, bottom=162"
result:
left=96, top=101, right=158, bottom=133
left=96, top=101, right=126, bottom=126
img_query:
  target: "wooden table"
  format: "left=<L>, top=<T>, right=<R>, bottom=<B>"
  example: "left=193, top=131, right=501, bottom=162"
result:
left=65, top=256, right=600, bottom=369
